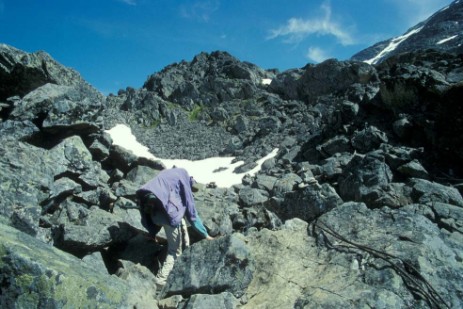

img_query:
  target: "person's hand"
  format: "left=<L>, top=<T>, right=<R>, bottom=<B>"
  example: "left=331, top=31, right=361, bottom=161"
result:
left=206, top=235, right=215, bottom=240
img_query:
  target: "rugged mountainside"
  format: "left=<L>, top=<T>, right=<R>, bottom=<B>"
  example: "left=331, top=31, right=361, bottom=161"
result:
left=352, top=0, right=463, bottom=64
left=1, top=11, right=463, bottom=309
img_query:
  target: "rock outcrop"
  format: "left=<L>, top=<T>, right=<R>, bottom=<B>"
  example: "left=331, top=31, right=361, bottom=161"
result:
left=1, top=21, right=462, bottom=308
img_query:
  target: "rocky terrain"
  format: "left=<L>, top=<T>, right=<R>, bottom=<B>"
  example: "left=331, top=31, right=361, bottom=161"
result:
left=352, top=0, right=463, bottom=64
left=1, top=5, right=463, bottom=308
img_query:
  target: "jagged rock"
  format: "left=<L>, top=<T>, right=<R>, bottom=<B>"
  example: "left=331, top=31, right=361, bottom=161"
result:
left=241, top=218, right=321, bottom=308
left=381, top=144, right=424, bottom=170
left=268, top=68, right=304, bottom=100
left=317, top=135, right=352, bottom=157
left=0, top=135, right=107, bottom=236
left=279, top=145, right=301, bottom=164
left=106, top=144, right=139, bottom=174
left=42, top=177, right=82, bottom=213
left=392, top=115, right=413, bottom=139
left=232, top=205, right=283, bottom=232
left=338, top=152, right=393, bottom=207
left=312, top=202, right=463, bottom=309
left=272, top=172, right=302, bottom=197
left=372, top=182, right=414, bottom=208
left=403, top=202, right=463, bottom=238
left=225, top=136, right=242, bottom=152
left=194, top=188, right=239, bottom=237
left=84, top=132, right=113, bottom=161
left=301, top=59, right=379, bottom=102
left=379, top=64, right=450, bottom=114
left=50, top=135, right=105, bottom=188
left=111, top=179, right=140, bottom=198
left=259, top=156, right=277, bottom=172
left=143, top=51, right=272, bottom=106
left=252, top=174, right=277, bottom=192
left=162, top=234, right=254, bottom=299
left=158, top=295, right=185, bottom=309
left=82, top=251, right=108, bottom=274
left=257, top=116, right=281, bottom=135
left=53, top=206, right=138, bottom=255
left=9, top=204, right=48, bottom=241
left=105, top=233, right=163, bottom=275
left=340, top=100, right=360, bottom=120
left=0, top=141, right=52, bottom=232
left=182, top=292, right=239, bottom=309
left=112, top=200, right=145, bottom=232
left=115, top=260, right=159, bottom=307
left=233, top=161, right=258, bottom=174
left=270, top=59, right=378, bottom=103
left=0, top=43, right=103, bottom=101
left=352, top=1, right=463, bottom=63
left=0, top=119, right=39, bottom=141
left=238, top=186, right=269, bottom=207
left=9, top=82, right=102, bottom=136
left=351, top=125, right=388, bottom=153
left=0, top=220, right=158, bottom=309
left=2, top=33, right=463, bottom=308
left=397, top=159, right=430, bottom=179
left=311, top=152, right=352, bottom=181
left=265, top=183, right=342, bottom=223
left=409, top=178, right=463, bottom=206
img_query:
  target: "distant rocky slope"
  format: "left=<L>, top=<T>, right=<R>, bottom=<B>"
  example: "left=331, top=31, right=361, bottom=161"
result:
left=351, top=0, right=463, bottom=64
left=1, top=8, right=463, bottom=308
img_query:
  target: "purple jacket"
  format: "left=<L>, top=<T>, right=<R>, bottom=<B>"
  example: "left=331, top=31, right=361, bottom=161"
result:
left=137, top=167, right=198, bottom=227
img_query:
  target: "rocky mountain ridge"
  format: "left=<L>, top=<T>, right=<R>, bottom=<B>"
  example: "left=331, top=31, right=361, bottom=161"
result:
left=351, top=0, right=463, bottom=64
left=1, top=7, right=463, bottom=308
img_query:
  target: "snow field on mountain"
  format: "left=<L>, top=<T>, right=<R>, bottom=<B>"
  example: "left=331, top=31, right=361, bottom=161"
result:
left=106, top=124, right=279, bottom=187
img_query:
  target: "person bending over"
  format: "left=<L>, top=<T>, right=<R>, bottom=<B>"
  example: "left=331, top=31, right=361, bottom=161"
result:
left=136, top=167, right=213, bottom=287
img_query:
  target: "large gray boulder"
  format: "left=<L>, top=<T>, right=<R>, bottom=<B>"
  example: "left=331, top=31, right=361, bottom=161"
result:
left=161, top=234, right=255, bottom=299
left=239, top=203, right=462, bottom=308
left=9, top=83, right=102, bottom=135
left=269, top=59, right=378, bottom=103
left=143, top=51, right=273, bottom=106
left=0, top=220, right=158, bottom=309
left=266, top=183, right=343, bottom=223
left=310, top=202, right=463, bottom=309
left=338, top=152, right=393, bottom=207
left=0, top=43, right=102, bottom=100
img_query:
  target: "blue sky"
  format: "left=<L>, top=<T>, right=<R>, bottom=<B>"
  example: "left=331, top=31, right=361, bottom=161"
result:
left=0, top=0, right=453, bottom=95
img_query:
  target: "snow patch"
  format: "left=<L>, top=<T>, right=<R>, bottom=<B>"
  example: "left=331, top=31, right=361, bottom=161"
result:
left=437, top=35, right=458, bottom=45
left=440, top=5, right=450, bottom=12
left=261, top=78, right=272, bottom=85
left=364, top=27, right=424, bottom=65
left=105, top=124, right=279, bottom=188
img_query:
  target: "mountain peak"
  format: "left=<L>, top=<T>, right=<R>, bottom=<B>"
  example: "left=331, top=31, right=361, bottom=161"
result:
left=352, top=0, right=463, bottom=64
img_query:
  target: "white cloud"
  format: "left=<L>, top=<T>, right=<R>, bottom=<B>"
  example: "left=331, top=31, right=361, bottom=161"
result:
left=268, top=2, right=354, bottom=46
left=180, top=0, right=220, bottom=22
left=306, top=47, right=330, bottom=63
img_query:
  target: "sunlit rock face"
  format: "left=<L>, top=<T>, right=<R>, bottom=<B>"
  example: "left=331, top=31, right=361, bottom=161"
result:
left=1, top=4, right=463, bottom=306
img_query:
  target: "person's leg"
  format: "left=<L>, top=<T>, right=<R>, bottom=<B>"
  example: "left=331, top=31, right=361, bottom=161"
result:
left=155, top=224, right=182, bottom=286
left=181, top=218, right=190, bottom=249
